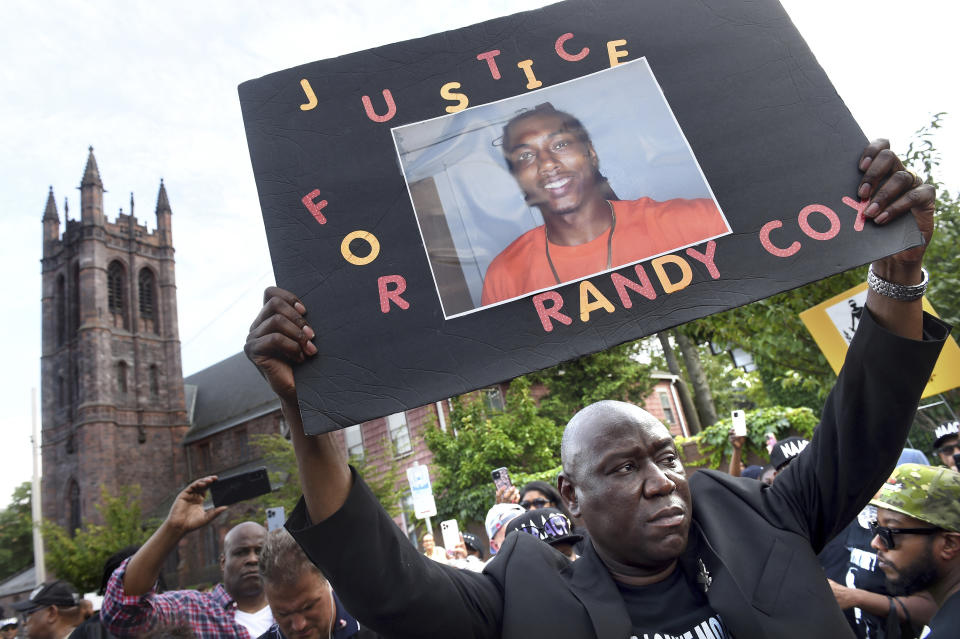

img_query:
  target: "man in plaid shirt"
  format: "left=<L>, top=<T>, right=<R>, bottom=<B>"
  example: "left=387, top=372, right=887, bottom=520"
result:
left=101, top=476, right=274, bottom=638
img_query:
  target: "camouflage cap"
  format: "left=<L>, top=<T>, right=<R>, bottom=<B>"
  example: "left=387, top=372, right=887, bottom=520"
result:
left=870, top=463, right=960, bottom=532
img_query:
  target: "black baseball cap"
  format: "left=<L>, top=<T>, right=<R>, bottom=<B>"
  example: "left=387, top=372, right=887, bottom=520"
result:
left=12, top=581, right=79, bottom=614
left=769, top=436, right=810, bottom=471
left=505, top=508, right=582, bottom=548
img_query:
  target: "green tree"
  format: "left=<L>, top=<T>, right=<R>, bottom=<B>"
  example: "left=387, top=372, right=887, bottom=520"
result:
left=0, top=482, right=34, bottom=581
left=423, top=377, right=562, bottom=524
left=43, top=486, right=151, bottom=593
left=243, top=433, right=407, bottom=523
left=682, top=115, right=959, bottom=413
left=522, top=340, right=655, bottom=426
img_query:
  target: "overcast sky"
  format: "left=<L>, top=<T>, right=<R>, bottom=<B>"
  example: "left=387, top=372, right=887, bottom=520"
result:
left=1, top=0, right=956, bottom=507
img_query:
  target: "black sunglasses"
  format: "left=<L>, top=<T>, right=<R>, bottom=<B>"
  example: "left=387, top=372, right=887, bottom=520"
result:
left=869, top=520, right=941, bottom=550
left=938, top=444, right=959, bottom=455
left=519, top=498, right=551, bottom=509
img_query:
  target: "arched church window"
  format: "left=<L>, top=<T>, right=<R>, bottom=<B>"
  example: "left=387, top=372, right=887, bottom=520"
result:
left=117, top=360, right=128, bottom=395
left=107, top=261, right=128, bottom=329
left=56, top=274, right=66, bottom=346
left=68, top=480, right=81, bottom=535
left=70, top=262, right=80, bottom=333
left=138, top=268, right=157, bottom=333
left=149, top=364, right=160, bottom=398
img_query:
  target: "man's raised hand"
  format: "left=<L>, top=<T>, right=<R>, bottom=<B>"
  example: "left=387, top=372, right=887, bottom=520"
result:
left=244, top=287, right=317, bottom=404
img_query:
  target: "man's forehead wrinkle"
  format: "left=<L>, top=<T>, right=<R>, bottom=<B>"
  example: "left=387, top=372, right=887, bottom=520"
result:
left=561, top=400, right=663, bottom=472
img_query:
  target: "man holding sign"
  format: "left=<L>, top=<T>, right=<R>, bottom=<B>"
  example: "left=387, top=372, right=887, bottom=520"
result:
left=246, top=142, right=947, bottom=637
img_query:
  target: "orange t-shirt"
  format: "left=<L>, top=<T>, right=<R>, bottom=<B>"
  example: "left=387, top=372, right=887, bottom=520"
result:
left=480, top=197, right=727, bottom=305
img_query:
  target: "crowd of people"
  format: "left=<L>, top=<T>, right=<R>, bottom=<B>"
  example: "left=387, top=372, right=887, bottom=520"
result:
left=4, top=140, right=959, bottom=639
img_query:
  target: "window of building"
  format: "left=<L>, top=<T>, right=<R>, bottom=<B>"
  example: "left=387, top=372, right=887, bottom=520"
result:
left=138, top=268, right=157, bottom=333
left=116, top=361, right=128, bottom=395
left=56, top=275, right=66, bottom=346
left=387, top=412, right=412, bottom=456
left=107, top=261, right=128, bottom=329
left=198, top=442, right=213, bottom=475
left=70, top=262, right=80, bottom=333
left=68, top=480, right=81, bottom=535
left=149, top=364, right=160, bottom=398
left=344, top=425, right=364, bottom=459
left=482, top=387, right=505, bottom=413
left=658, top=391, right=675, bottom=426
left=233, top=427, right=248, bottom=459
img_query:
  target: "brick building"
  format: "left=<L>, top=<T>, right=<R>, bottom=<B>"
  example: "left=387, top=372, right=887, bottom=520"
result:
left=40, top=148, right=189, bottom=532
left=38, top=149, right=692, bottom=588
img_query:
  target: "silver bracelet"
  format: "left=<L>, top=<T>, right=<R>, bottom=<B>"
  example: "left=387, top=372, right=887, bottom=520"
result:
left=867, top=264, right=928, bottom=301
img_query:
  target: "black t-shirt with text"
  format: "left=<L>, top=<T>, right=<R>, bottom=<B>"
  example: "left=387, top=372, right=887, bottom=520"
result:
left=616, top=567, right=730, bottom=639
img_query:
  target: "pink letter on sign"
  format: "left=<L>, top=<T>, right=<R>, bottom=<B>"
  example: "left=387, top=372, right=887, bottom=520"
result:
left=555, top=33, right=589, bottom=61
left=841, top=196, right=868, bottom=232
left=361, top=89, right=397, bottom=123
left=532, top=291, right=572, bottom=333
left=685, top=241, right=720, bottom=279
left=378, top=275, right=410, bottom=313
left=476, top=50, right=502, bottom=80
left=759, top=220, right=801, bottom=257
left=798, top=204, right=841, bottom=241
left=610, top=266, right=657, bottom=308
left=302, top=190, right=328, bottom=225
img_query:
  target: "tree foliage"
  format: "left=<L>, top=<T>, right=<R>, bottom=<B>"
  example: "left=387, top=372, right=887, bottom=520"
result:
left=522, top=341, right=655, bottom=425
left=43, top=486, right=151, bottom=593
left=423, top=377, right=562, bottom=524
left=0, top=482, right=34, bottom=581
left=677, top=406, right=819, bottom=469
left=244, top=433, right=406, bottom=523
left=681, top=114, right=959, bottom=414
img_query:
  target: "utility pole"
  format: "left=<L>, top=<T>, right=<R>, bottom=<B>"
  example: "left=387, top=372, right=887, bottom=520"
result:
left=32, top=387, right=46, bottom=584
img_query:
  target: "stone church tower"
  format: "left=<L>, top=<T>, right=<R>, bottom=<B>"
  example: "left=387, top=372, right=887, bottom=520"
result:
left=40, top=148, right=189, bottom=530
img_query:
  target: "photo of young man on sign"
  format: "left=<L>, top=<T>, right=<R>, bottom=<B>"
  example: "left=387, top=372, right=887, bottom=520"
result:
left=392, top=59, right=731, bottom=318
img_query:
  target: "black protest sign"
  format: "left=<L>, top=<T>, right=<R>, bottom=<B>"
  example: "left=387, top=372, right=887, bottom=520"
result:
left=239, top=0, right=921, bottom=435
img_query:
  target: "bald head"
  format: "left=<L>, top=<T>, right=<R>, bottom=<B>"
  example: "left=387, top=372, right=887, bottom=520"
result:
left=561, top=400, right=669, bottom=480
left=221, top=521, right=267, bottom=602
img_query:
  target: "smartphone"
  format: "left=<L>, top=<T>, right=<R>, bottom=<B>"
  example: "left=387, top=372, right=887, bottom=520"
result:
left=210, top=467, right=272, bottom=507
left=440, top=519, right=460, bottom=551
left=491, top=467, right=512, bottom=493
left=731, top=410, right=747, bottom=437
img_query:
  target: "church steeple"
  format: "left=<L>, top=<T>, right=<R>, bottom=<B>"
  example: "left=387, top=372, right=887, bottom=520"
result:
left=43, top=186, right=59, bottom=223
left=79, top=146, right=104, bottom=226
left=155, top=178, right=173, bottom=246
left=42, top=186, right=60, bottom=255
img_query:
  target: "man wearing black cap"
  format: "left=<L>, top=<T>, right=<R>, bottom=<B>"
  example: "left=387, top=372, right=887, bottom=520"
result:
left=932, top=420, right=959, bottom=472
left=246, top=143, right=948, bottom=637
left=765, top=436, right=810, bottom=483
left=505, top=508, right=582, bottom=561
left=13, top=581, right=83, bottom=639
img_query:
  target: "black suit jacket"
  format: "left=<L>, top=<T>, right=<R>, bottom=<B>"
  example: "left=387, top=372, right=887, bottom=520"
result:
left=288, top=311, right=948, bottom=638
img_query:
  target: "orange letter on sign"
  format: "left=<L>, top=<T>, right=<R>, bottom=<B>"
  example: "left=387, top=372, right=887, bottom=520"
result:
left=299, top=79, right=318, bottom=111
left=516, top=60, right=543, bottom=90
left=378, top=275, right=410, bottom=313
left=606, top=39, right=628, bottom=67
left=440, top=82, right=469, bottom=113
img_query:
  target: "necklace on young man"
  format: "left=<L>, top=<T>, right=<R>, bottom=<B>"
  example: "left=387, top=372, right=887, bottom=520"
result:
left=544, top=200, right=616, bottom=285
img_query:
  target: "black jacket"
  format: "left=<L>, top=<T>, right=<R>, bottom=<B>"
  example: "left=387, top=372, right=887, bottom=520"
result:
left=288, top=311, right=949, bottom=638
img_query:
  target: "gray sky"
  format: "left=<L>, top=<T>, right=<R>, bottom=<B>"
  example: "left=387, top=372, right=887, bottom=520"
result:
left=1, top=1, right=956, bottom=506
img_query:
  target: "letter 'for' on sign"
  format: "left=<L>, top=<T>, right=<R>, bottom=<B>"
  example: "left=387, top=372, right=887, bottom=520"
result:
left=301, top=190, right=328, bottom=224
left=378, top=275, right=410, bottom=313
left=341, top=230, right=380, bottom=265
